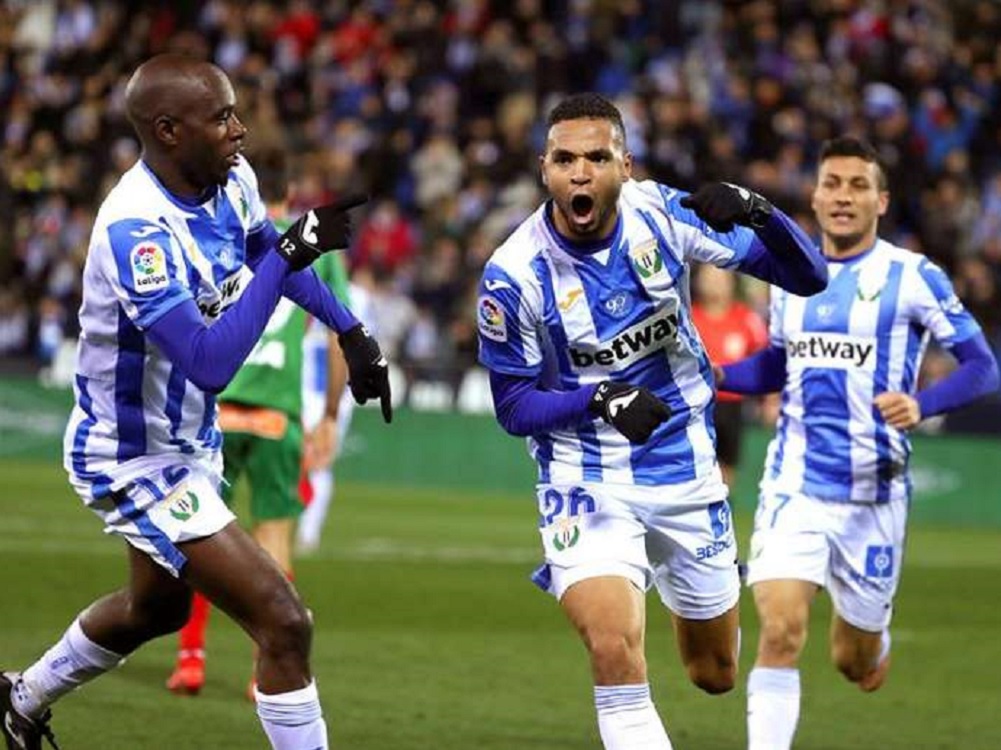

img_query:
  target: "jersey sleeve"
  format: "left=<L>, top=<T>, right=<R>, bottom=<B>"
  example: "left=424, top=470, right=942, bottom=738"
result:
left=104, top=219, right=192, bottom=330
left=652, top=182, right=758, bottom=268
left=476, top=263, right=543, bottom=377
left=910, top=258, right=983, bottom=346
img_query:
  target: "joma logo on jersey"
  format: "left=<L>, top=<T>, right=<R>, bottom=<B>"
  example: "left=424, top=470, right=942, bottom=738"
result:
left=198, top=270, right=246, bottom=320
left=569, top=309, right=679, bottom=369
left=786, top=333, right=875, bottom=371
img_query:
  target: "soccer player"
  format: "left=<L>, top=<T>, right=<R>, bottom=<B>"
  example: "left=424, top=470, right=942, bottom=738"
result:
left=165, top=151, right=350, bottom=697
left=476, top=93, right=827, bottom=750
left=691, top=264, right=768, bottom=491
left=716, top=137, right=1000, bottom=750
left=0, top=54, right=391, bottom=750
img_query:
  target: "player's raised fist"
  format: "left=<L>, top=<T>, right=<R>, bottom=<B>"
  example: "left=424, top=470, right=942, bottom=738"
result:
left=680, top=182, right=773, bottom=232
left=589, top=381, right=671, bottom=444
left=277, top=194, right=368, bottom=272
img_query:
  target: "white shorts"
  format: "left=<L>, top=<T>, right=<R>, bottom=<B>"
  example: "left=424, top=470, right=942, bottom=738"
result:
left=531, top=474, right=740, bottom=621
left=746, top=491, right=907, bottom=632
left=76, top=457, right=235, bottom=578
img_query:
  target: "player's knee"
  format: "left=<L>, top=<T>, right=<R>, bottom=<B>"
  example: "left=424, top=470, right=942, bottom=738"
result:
left=758, top=614, right=808, bottom=661
left=585, top=631, right=645, bottom=683
left=831, top=645, right=869, bottom=683
left=131, top=591, right=191, bottom=636
left=258, top=599, right=313, bottom=659
left=687, top=655, right=737, bottom=695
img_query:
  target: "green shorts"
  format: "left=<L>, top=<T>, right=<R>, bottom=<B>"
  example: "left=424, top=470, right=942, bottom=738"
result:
left=220, top=404, right=304, bottom=522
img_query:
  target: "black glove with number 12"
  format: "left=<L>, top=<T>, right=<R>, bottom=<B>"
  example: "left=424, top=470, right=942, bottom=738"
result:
left=589, top=381, right=671, bottom=444
left=276, top=194, right=368, bottom=272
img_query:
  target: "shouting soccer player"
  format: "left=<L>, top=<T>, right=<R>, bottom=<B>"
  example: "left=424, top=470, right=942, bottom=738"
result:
left=0, top=54, right=390, bottom=750
left=476, top=93, right=828, bottom=750
left=717, top=137, right=999, bottom=750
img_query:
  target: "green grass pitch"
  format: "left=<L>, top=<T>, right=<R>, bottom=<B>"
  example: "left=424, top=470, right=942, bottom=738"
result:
left=2, top=456, right=1000, bottom=749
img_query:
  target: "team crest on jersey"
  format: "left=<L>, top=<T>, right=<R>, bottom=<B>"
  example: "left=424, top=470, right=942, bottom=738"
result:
left=478, top=296, right=507, bottom=342
left=130, top=242, right=169, bottom=293
left=855, top=267, right=886, bottom=302
left=628, top=239, right=665, bottom=281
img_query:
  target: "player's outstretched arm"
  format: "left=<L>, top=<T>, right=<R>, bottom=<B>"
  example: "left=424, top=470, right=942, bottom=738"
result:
left=717, top=344, right=788, bottom=395
left=682, top=182, right=827, bottom=296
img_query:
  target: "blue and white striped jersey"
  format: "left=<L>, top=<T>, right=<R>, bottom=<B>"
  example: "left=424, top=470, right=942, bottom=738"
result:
left=478, top=179, right=768, bottom=488
left=63, top=157, right=268, bottom=501
left=763, top=238, right=982, bottom=503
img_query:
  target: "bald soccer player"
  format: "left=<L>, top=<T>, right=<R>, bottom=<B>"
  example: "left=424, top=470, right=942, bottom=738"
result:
left=1, top=54, right=391, bottom=750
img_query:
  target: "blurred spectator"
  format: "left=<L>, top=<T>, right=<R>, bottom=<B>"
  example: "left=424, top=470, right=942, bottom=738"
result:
left=0, top=0, right=998, bottom=429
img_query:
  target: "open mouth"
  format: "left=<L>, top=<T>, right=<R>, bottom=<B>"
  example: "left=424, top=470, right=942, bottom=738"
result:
left=570, top=193, right=595, bottom=224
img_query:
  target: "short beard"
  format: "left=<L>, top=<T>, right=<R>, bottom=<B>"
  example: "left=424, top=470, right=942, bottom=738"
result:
left=829, top=230, right=864, bottom=252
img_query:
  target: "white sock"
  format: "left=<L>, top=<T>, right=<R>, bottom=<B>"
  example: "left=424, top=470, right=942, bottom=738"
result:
left=255, top=680, right=328, bottom=750
left=14, top=618, right=123, bottom=718
left=594, top=683, right=673, bottom=750
left=297, top=469, right=334, bottom=548
left=747, top=667, right=800, bottom=750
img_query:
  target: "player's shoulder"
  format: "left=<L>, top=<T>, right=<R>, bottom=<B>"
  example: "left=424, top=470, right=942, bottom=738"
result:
left=96, top=162, right=166, bottom=226
left=483, top=205, right=549, bottom=286
left=620, top=179, right=685, bottom=213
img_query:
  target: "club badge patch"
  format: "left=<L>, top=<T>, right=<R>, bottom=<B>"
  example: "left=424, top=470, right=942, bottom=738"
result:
left=628, top=238, right=665, bottom=281
left=130, top=242, right=169, bottom=293
left=478, top=296, right=507, bottom=342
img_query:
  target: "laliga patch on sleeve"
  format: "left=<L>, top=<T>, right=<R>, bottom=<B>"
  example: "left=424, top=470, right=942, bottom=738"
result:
left=477, top=296, right=507, bottom=342
left=130, top=241, right=169, bottom=293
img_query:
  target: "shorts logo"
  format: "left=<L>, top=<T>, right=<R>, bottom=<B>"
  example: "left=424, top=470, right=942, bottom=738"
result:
left=539, top=487, right=596, bottom=551
left=865, top=545, right=894, bottom=578
left=708, top=500, right=731, bottom=539
left=478, top=296, right=507, bottom=342
left=168, top=490, right=201, bottom=522
left=131, top=242, right=169, bottom=293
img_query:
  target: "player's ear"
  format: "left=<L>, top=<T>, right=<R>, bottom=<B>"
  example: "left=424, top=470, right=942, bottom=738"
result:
left=539, top=154, right=548, bottom=187
left=154, top=115, right=178, bottom=146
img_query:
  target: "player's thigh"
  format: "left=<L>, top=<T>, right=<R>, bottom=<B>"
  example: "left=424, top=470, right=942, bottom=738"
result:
left=672, top=601, right=740, bottom=668
left=746, top=492, right=830, bottom=588
left=560, top=575, right=647, bottom=647
left=827, top=499, right=907, bottom=633
left=180, top=521, right=304, bottom=635
left=533, top=483, right=650, bottom=601
left=645, top=482, right=740, bottom=621
left=245, top=422, right=305, bottom=523
left=751, top=578, right=818, bottom=634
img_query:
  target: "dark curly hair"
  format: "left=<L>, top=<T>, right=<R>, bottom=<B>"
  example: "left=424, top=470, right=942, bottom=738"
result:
left=547, top=93, right=627, bottom=148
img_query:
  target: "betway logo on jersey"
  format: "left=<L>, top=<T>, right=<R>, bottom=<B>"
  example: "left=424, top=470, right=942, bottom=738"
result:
left=198, top=268, right=248, bottom=320
left=786, top=333, right=876, bottom=371
left=569, top=309, right=679, bottom=369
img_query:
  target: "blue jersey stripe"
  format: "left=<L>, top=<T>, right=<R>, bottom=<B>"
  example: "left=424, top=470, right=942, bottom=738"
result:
left=873, top=261, right=904, bottom=501
left=115, top=308, right=147, bottom=462
left=900, top=321, right=924, bottom=394
left=628, top=353, right=696, bottom=484
left=118, top=480, right=187, bottom=572
left=71, top=375, right=99, bottom=480
left=801, top=273, right=853, bottom=497
left=164, top=365, right=193, bottom=454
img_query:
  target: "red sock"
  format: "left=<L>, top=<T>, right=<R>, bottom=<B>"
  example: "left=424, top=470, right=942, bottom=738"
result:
left=178, top=592, right=211, bottom=661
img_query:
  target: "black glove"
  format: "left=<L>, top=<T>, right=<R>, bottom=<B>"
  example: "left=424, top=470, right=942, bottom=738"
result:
left=338, top=324, right=392, bottom=423
left=680, top=182, right=773, bottom=233
left=588, top=381, right=671, bottom=444
left=276, top=194, right=368, bottom=272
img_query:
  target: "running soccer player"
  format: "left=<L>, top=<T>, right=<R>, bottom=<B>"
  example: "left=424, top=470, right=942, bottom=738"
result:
left=476, top=93, right=827, bottom=750
left=717, top=136, right=1000, bottom=750
left=0, top=54, right=390, bottom=750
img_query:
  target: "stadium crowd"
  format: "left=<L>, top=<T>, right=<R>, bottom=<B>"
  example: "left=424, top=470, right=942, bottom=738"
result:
left=2, top=0, right=1000, bottom=397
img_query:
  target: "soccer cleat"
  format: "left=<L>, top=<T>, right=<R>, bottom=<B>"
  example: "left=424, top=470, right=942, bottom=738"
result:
left=858, top=652, right=891, bottom=692
left=1, top=672, right=60, bottom=749
left=166, top=656, right=205, bottom=696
